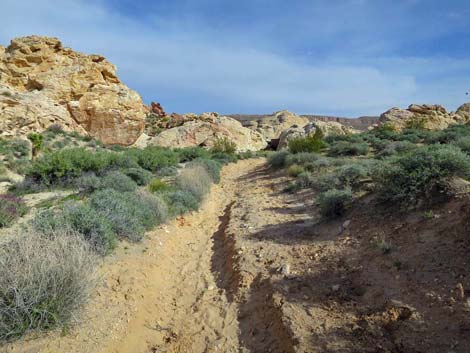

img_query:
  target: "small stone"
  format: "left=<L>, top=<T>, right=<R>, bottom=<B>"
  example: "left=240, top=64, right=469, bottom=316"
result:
left=280, top=264, right=291, bottom=275
left=343, top=220, right=351, bottom=228
left=208, top=285, right=215, bottom=291
left=456, top=283, right=465, bottom=300
left=332, top=284, right=340, bottom=292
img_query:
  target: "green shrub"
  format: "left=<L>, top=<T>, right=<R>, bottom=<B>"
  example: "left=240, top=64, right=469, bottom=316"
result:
left=176, top=165, right=212, bottom=202
left=0, top=194, right=28, bottom=228
left=188, top=159, right=222, bottom=183
left=288, top=130, right=326, bottom=154
left=287, top=164, right=304, bottom=177
left=376, top=141, right=416, bottom=158
left=210, top=152, right=238, bottom=164
left=177, top=147, right=210, bottom=162
left=156, top=166, right=178, bottom=177
left=122, top=168, right=153, bottom=186
left=267, top=151, right=289, bottom=169
left=336, top=163, right=369, bottom=189
left=75, top=173, right=102, bottom=193
left=316, top=188, right=353, bottom=219
left=124, top=146, right=179, bottom=172
left=328, top=141, right=369, bottom=156
left=0, top=231, right=94, bottom=340
left=374, top=145, right=470, bottom=204
left=453, top=136, right=470, bottom=153
left=148, top=178, right=169, bottom=193
left=210, top=137, right=237, bottom=155
left=164, top=190, right=200, bottom=215
left=133, top=191, right=168, bottom=229
left=295, top=171, right=317, bottom=189
left=101, top=171, right=138, bottom=192
left=285, top=152, right=319, bottom=167
left=27, top=133, right=44, bottom=157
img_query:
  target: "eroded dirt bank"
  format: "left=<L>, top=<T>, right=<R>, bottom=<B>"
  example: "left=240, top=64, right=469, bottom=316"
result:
left=4, top=158, right=470, bottom=353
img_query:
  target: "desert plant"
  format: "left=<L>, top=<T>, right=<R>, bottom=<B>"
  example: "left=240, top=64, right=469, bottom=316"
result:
left=328, top=141, right=369, bottom=156
left=101, top=171, right=138, bottom=192
left=177, top=147, right=211, bottom=162
left=75, top=172, right=102, bottom=193
left=288, top=129, right=326, bottom=154
left=148, top=178, right=169, bottom=193
left=187, top=159, right=222, bottom=183
left=287, top=164, right=304, bottom=177
left=267, top=151, right=289, bottom=169
left=316, top=188, right=353, bottom=219
left=164, top=190, right=200, bottom=215
left=27, top=133, right=44, bottom=158
left=285, top=152, right=319, bottom=167
left=0, top=231, right=95, bottom=340
left=210, top=137, right=237, bottom=155
left=374, top=144, right=470, bottom=204
left=176, top=165, right=212, bottom=202
left=336, top=163, right=369, bottom=189
left=0, top=194, right=28, bottom=228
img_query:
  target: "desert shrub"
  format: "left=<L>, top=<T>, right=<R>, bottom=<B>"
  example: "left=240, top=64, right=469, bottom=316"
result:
left=124, top=146, right=179, bottom=172
left=28, top=148, right=137, bottom=184
left=0, top=194, right=28, bottom=228
left=45, top=124, right=65, bottom=135
left=238, top=150, right=254, bottom=159
left=370, top=124, right=400, bottom=140
left=0, top=161, right=5, bottom=175
left=89, top=189, right=167, bottom=242
left=156, top=166, right=178, bottom=177
left=75, top=172, right=102, bottom=193
left=148, top=178, right=169, bottom=193
left=288, top=130, right=326, bottom=154
left=336, top=163, right=369, bottom=189
left=32, top=203, right=116, bottom=255
left=287, top=164, right=304, bottom=177
left=313, top=173, right=341, bottom=191
left=177, top=147, right=210, bottom=162
left=122, top=168, right=153, bottom=186
left=101, top=171, right=138, bottom=192
left=210, top=151, right=238, bottom=164
left=295, top=171, right=317, bottom=189
left=267, top=151, right=289, bottom=169
left=328, top=141, right=369, bottom=156
left=210, top=137, right=237, bottom=155
left=316, top=188, right=353, bottom=219
left=285, top=152, right=319, bottom=167
left=376, top=140, right=416, bottom=158
left=188, top=159, right=222, bottom=183
left=324, top=133, right=364, bottom=144
left=374, top=144, right=470, bottom=204
left=176, top=165, right=212, bottom=202
left=453, top=136, right=470, bottom=153
left=164, top=190, right=200, bottom=215
left=0, top=231, right=94, bottom=340
left=27, top=133, right=44, bottom=157
left=89, top=189, right=145, bottom=242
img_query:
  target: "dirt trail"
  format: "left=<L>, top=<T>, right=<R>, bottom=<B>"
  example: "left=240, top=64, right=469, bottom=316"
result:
left=4, top=159, right=301, bottom=353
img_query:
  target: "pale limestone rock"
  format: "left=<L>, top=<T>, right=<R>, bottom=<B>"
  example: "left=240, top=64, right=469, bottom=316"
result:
left=0, top=35, right=145, bottom=145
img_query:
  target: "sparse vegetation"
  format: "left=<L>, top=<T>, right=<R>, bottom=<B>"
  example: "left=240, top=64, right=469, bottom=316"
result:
left=316, top=188, right=353, bottom=219
left=288, top=129, right=326, bottom=154
left=0, top=194, right=28, bottom=228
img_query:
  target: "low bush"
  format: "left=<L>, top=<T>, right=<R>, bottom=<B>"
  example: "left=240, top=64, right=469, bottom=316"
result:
left=101, top=171, right=138, bottom=192
left=176, top=165, right=212, bottom=202
left=285, top=152, right=319, bottom=167
left=124, top=146, right=179, bottom=172
left=295, top=171, right=317, bottom=189
left=0, top=194, right=28, bottom=228
left=177, top=147, right=210, bottom=162
left=287, top=164, right=304, bottom=177
left=0, top=231, right=94, bottom=340
left=188, top=159, right=222, bottom=183
left=288, top=130, right=326, bottom=154
left=210, top=137, right=237, bottom=155
left=316, top=188, right=353, bottom=219
left=267, top=151, right=289, bottom=169
left=453, top=136, right=470, bottom=153
left=336, top=163, right=370, bottom=190
left=148, top=178, right=170, bottom=193
left=75, top=172, right=102, bottom=193
left=328, top=141, right=369, bottom=156
left=376, top=140, right=416, bottom=158
left=164, top=190, right=200, bottom=215
left=374, top=144, right=470, bottom=204
left=122, top=168, right=153, bottom=186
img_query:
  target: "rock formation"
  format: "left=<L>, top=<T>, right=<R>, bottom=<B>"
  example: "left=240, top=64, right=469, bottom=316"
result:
left=0, top=36, right=145, bottom=145
left=144, top=113, right=267, bottom=152
left=379, top=103, right=470, bottom=131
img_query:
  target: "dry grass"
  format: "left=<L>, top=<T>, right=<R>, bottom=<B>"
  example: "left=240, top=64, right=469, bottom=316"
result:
left=0, top=230, right=95, bottom=341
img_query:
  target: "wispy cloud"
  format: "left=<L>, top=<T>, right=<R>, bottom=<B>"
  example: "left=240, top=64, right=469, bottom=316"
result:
left=1, top=0, right=469, bottom=116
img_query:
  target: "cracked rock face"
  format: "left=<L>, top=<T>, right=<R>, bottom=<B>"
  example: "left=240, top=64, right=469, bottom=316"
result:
left=0, top=35, right=145, bottom=145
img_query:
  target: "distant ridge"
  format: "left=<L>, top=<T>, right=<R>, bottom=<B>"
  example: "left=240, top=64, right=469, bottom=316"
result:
left=228, top=114, right=379, bottom=131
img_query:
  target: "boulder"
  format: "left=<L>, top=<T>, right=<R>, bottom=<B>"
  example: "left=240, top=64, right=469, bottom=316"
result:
left=0, top=35, right=145, bottom=145
left=379, top=103, right=470, bottom=131
left=277, top=121, right=357, bottom=150
left=149, top=114, right=267, bottom=152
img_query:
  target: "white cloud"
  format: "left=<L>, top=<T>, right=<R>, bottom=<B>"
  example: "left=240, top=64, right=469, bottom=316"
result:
left=0, top=0, right=468, bottom=116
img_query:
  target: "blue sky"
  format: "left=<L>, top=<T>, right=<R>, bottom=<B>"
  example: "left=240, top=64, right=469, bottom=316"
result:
left=1, top=0, right=470, bottom=116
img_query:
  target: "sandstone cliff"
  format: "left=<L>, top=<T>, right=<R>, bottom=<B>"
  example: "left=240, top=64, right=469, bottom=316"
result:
left=0, top=36, right=145, bottom=145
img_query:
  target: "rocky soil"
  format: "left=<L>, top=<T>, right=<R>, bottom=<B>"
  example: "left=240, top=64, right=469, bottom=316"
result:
left=4, top=158, right=470, bottom=353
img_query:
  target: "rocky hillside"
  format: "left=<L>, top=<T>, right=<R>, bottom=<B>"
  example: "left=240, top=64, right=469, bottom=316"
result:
left=0, top=36, right=145, bottom=145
